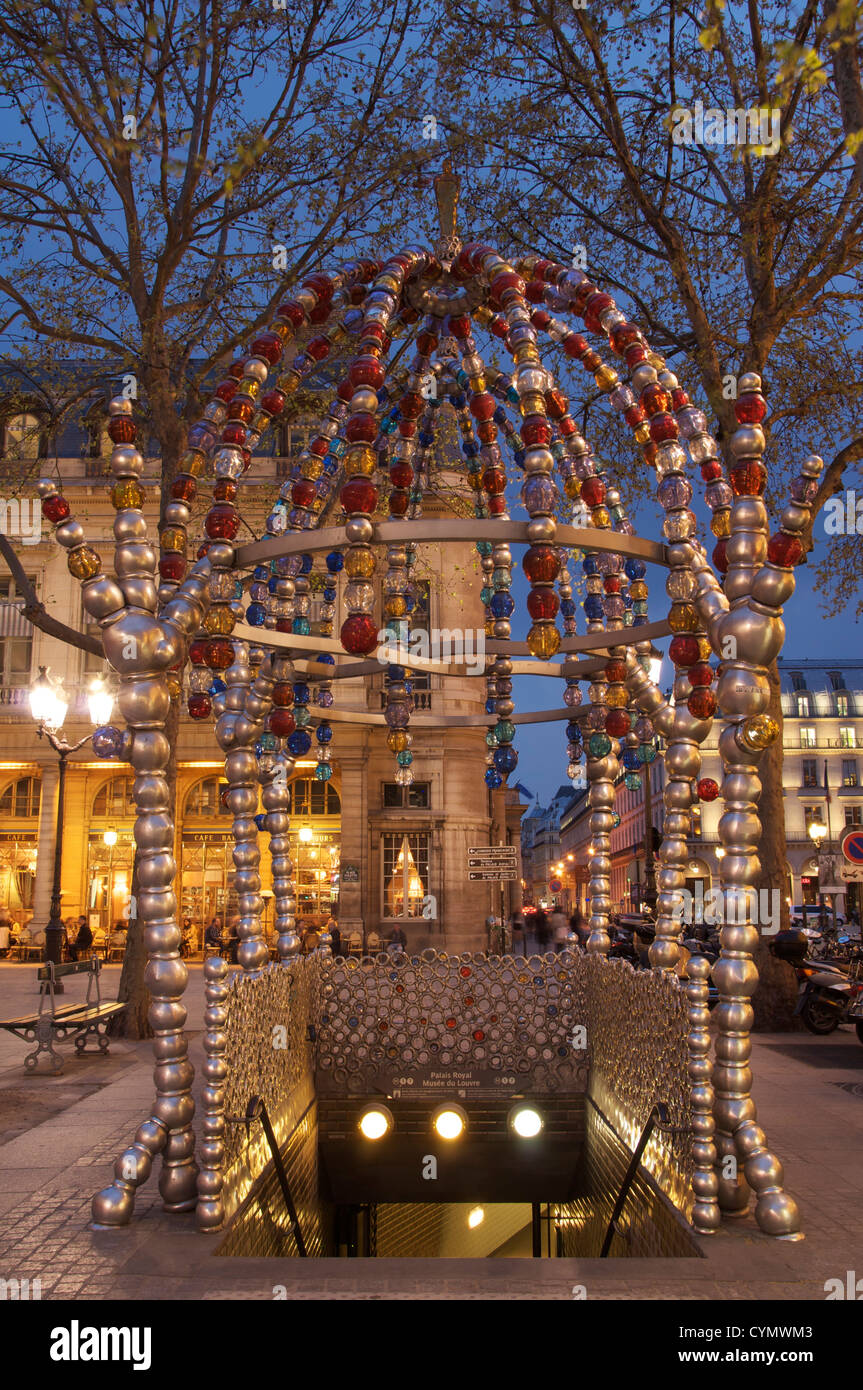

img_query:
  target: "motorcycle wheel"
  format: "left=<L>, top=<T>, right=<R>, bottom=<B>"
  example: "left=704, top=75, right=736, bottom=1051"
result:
left=802, top=997, right=840, bottom=1034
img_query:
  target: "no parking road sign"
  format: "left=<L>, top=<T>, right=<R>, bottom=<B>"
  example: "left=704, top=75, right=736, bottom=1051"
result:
left=840, top=827, right=863, bottom=865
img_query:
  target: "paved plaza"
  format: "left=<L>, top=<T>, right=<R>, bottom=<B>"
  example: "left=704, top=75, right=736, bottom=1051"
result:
left=0, top=962, right=860, bottom=1301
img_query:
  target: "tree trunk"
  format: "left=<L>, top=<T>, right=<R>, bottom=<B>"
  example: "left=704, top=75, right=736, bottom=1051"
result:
left=109, top=857, right=151, bottom=1038
left=752, top=658, right=798, bottom=1030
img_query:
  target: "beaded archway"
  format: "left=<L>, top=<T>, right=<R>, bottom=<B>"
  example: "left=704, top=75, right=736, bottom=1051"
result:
left=32, top=165, right=815, bottom=1239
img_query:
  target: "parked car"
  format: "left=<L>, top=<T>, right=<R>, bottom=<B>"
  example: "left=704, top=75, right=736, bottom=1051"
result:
left=790, top=903, right=846, bottom=931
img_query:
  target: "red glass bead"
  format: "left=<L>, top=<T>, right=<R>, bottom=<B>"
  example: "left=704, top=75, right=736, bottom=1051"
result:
left=734, top=392, right=766, bottom=424
left=767, top=532, right=803, bottom=568
left=340, top=479, right=378, bottom=514
left=641, top=383, right=670, bottom=417
left=389, top=463, right=413, bottom=489
left=310, top=436, right=329, bottom=457
left=399, top=392, right=423, bottom=420
left=272, top=682, right=294, bottom=708
left=580, top=476, right=606, bottom=507
left=525, top=282, right=544, bottom=303
left=337, top=379, right=353, bottom=402
left=583, top=291, right=615, bottom=334
left=481, top=467, right=506, bottom=495
left=306, top=335, right=330, bottom=361
left=688, top=688, right=717, bottom=719
left=159, top=554, right=186, bottom=581
left=292, top=480, right=317, bottom=509
left=609, top=322, right=642, bottom=353
left=250, top=333, right=283, bottom=364
left=241, top=449, right=252, bottom=472
left=189, top=638, right=209, bottom=665
left=526, top=587, right=560, bottom=623
left=523, top=545, right=560, bottom=584
left=398, top=420, right=417, bottom=439
left=275, top=619, right=293, bottom=633
left=642, top=441, right=658, bottom=465
left=697, top=778, right=720, bottom=802
left=213, top=479, right=237, bottom=502
left=700, top=460, right=723, bottom=482
left=214, top=379, right=238, bottom=402
left=545, top=388, right=568, bottom=419
left=341, top=614, right=379, bottom=655
left=605, top=660, right=627, bottom=683
left=303, top=273, right=333, bottom=299
left=624, top=405, right=646, bottom=427
left=108, top=416, right=136, bottom=443
left=669, top=635, right=700, bottom=667
left=530, top=308, right=551, bottom=329
left=277, top=300, right=305, bottom=327
left=624, top=343, right=648, bottom=368
left=489, top=315, right=509, bottom=339
left=573, top=281, right=596, bottom=311
left=603, top=575, right=621, bottom=594
left=261, top=389, right=286, bottom=416
left=446, top=1017, right=457, bottom=1030
left=172, top=476, right=197, bottom=503
left=350, top=354, right=385, bottom=389
left=649, top=413, right=678, bottom=443
left=415, top=330, right=438, bottom=355
left=188, top=693, right=211, bottom=720
left=345, top=413, right=377, bottom=443
left=470, top=392, right=495, bottom=421
left=688, top=662, right=714, bottom=687
left=196, top=542, right=210, bottom=560
left=473, top=1030, right=485, bottom=1042
left=477, top=420, right=497, bottom=444
left=671, top=388, right=689, bottom=411
left=222, top=423, right=247, bottom=446
left=229, top=359, right=247, bottom=378
left=488, top=494, right=506, bottom=516
left=205, top=639, right=233, bottom=669
left=522, top=418, right=551, bottom=446
left=562, top=333, right=588, bottom=359
left=489, top=271, right=525, bottom=304
left=205, top=504, right=239, bottom=540
left=227, top=399, right=254, bottom=424
left=269, top=709, right=296, bottom=738
left=730, top=462, right=767, bottom=496
left=42, top=495, right=70, bottom=523
left=558, top=416, right=576, bottom=437
left=606, top=709, right=631, bottom=738
left=446, top=315, right=472, bottom=338
left=580, top=350, right=601, bottom=372
left=713, top=539, right=728, bottom=574
left=388, top=489, right=409, bottom=516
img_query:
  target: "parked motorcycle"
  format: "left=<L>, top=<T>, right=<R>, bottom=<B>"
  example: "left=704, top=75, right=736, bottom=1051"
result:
left=770, top=929, right=863, bottom=1041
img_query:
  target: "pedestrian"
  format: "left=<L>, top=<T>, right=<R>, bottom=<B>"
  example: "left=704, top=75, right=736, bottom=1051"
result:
left=226, top=916, right=240, bottom=964
left=569, top=906, right=588, bottom=949
left=511, top=909, right=526, bottom=956
left=75, top=916, right=93, bottom=960
left=0, top=907, right=11, bottom=959
left=549, top=906, right=569, bottom=953
left=302, top=923, right=320, bottom=954
left=388, top=924, right=407, bottom=953
left=204, top=916, right=223, bottom=951
left=329, top=924, right=342, bottom=957
left=535, top=908, right=550, bottom=953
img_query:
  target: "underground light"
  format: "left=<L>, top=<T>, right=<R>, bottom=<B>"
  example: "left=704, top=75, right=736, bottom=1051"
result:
left=509, top=1105, right=544, bottom=1138
left=468, top=1206, right=484, bottom=1229
left=432, top=1103, right=467, bottom=1141
left=358, top=1105, right=393, bottom=1140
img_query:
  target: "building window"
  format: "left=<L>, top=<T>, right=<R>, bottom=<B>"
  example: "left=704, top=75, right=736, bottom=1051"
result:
left=790, top=671, right=806, bottom=692
left=803, top=806, right=824, bottom=833
left=800, top=726, right=816, bottom=749
left=0, top=774, right=41, bottom=817
left=184, top=777, right=231, bottom=818
left=802, top=758, right=818, bottom=787
left=382, top=781, right=430, bottom=809
left=836, top=693, right=850, bottom=717
left=0, top=574, right=34, bottom=698
left=286, top=778, right=341, bottom=817
left=3, top=412, right=43, bottom=460
left=796, top=693, right=811, bottom=717
left=690, top=804, right=702, bottom=838
left=382, top=832, right=430, bottom=919
left=840, top=726, right=857, bottom=749
left=276, top=418, right=314, bottom=476
left=842, top=759, right=859, bottom=788
left=845, top=806, right=863, bottom=827
left=829, top=671, right=846, bottom=691
left=93, top=776, right=137, bottom=819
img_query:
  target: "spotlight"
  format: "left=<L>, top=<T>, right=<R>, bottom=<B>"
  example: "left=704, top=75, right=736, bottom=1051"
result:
left=468, top=1206, right=484, bottom=1229
left=358, top=1104, right=393, bottom=1140
left=509, top=1104, right=544, bottom=1138
left=432, top=1103, right=467, bottom=1141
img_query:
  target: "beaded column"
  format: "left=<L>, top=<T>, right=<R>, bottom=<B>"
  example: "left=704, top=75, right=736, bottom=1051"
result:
left=196, top=953, right=230, bottom=1231
left=685, top=955, right=720, bottom=1234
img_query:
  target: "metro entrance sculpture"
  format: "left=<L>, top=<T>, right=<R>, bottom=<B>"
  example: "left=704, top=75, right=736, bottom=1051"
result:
left=25, top=166, right=814, bottom=1240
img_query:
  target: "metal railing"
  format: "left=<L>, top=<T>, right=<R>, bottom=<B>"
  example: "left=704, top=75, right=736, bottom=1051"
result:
left=226, top=1095, right=307, bottom=1256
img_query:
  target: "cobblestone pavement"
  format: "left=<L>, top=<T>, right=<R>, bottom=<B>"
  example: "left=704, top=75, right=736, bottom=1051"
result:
left=0, top=962, right=861, bottom=1300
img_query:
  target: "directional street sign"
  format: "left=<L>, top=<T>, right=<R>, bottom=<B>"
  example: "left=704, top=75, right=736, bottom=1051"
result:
left=469, top=869, right=519, bottom=882
left=841, top=864, right=863, bottom=883
left=840, top=827, right=863, bottom=865
left=468, top=846, right=518, bottom=859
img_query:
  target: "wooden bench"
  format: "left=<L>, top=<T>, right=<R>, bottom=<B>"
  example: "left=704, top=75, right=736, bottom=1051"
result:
left=0, top=958, right=126, bottom=1073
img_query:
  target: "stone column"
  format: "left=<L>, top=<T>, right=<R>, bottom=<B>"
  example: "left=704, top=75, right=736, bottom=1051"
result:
left=32, top=761, right=59, bottom=929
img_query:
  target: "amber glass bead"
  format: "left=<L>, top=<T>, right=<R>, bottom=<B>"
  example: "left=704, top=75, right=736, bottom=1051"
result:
left=172, top=476, right=197, bottom=503
left=564, top=476, right=581, bottom=499
left=388, top=730, right=409, bottom=753
left=111, top=479, right=144, bottom=510
left=527, top=622, right=561, bottom=658
left=344, top=445, right=377, bottom=477
left=710, top=509, right=731, bottom=538
left=68, top=546, right=102, bottom=580
left=594, top=366, right=618, bottom=391
left=205, top=604, right=236, bottom=635
left=730, top=462, right=767, bottom=496
left=166, top=673, right=182, bottom=701
left=591, top=506, right=611, bottom=528
left=108, top=416, right=137, bottom=443
left=345, top=547, right=376, bottom=579
left=688, top=688, right=717, bottom=719
left=182, top=450, right=206, bottom=476
left=668, top=602, right=699, bottom=633
left=160, top=527, right=186, bottom=553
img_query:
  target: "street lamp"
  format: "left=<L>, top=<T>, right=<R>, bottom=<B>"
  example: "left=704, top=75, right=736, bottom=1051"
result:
left=30, top=666, right=115, bottom=974
left=808, top=819, right=828, bottom=933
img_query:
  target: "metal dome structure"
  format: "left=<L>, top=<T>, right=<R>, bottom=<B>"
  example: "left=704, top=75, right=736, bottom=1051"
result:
left=30, top=164, right=814, bottom=1239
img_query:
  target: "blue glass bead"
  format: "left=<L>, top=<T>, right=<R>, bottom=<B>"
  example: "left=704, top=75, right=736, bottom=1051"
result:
left=449, top=392, right=467, bottom=409
left=267, top=576, right=279, bottom=594
left=485, top=768, right=503, bottom=789
left=476, top=541, right=493, bottom=556
left=485, top=697, right=497, bottom=714
left=254, top=812, right=267, bottom=830
left=326, top=551, right=344, bottom=573
left=493, top=746, right=518, bottom=774
left=316, top=724, right=333, bottom=743
left=419, top=431, right=434, bottom=447
left=323, top=587, right=336, bottom=603
left=462, top=440, right=479, bottom=457
left=293, top=682, right=310, bottom=704
left=583, top=556, right=599, bottom=575
left=584, top=595, right=604, bottom=619
left=292, top=617, right=310, bottom=636
left=625, top=558, right=646, bottom=580
left=560, top=598, right=576, bottom=618
left=253, top=565, right=269, bottom=582
left=300, top=553, right=313, bottom=574
left=246, top=602, right=266, bottom=626
left=622, top=749, right=641, bottom=771
left=588, top=733, right=612, bottom=757
left=397, top=750, right=413, bottom=767
left=565, top=721, right=581, bottom=743
left=316, top=653, right=335, bottom=666
left=208, top=678, right=227, bottom=695
left=490, top=592, right=514, bottom=618
left=315, top=762, right=332, bottom=781
left=287, top=730, right=312, bottom=756
left=388, top=664, right=405, bottom=681
left=625, top=773, right=642, bottom=790
left=481, top=586, right=493, bottom=605
left=493, top=407, right=507, bottom=425
left=513, top=448, right=525, bottom=468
